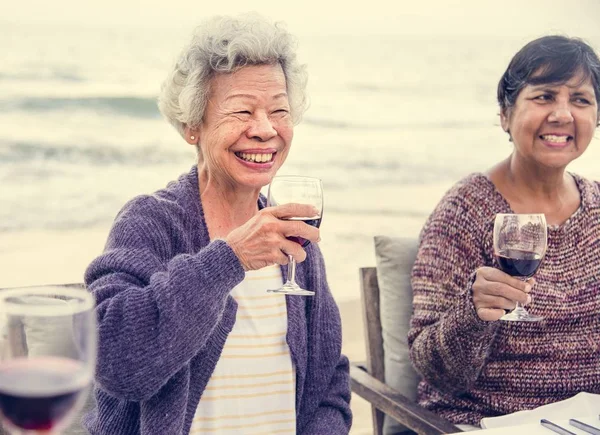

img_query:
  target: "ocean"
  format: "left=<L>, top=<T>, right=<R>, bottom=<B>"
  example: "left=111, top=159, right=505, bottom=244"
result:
left=2, top=22, right=600, bottom=300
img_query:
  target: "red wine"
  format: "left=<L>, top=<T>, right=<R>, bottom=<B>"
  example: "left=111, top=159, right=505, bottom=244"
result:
left=496, top=249, right=542, bottom=278
left=0, top=357, right=89, bottom=431
left=286, top=217, right=322, bottom=247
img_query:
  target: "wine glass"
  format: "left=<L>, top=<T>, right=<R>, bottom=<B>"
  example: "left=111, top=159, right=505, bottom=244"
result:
left=0, top=285, right=96, bottom=434
left=493, top=213, right=547, bottom=322
left=266, top=176, right=323, bottom=296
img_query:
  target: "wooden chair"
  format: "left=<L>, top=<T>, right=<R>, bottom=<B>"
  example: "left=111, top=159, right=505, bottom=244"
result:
left=349, top=266, right=462, bottom=435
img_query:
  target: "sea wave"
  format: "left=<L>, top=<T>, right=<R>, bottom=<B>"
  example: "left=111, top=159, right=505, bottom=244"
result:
left=0, top=141, right=187, bottom=165
left=324, top=206, right=429, bottom=218
left=0, top=96, right=160, bottom=118
left=0, top=70, right=85, bottom=82
left=303, top=115, right=484, bottom=130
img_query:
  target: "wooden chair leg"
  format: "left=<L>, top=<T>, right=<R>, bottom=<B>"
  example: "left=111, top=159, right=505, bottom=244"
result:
left=372, top=406, right=385, bottom=435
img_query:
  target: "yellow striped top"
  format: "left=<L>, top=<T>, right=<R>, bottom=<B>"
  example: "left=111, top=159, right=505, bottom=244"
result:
left=190, top=265, right=295, bottom=434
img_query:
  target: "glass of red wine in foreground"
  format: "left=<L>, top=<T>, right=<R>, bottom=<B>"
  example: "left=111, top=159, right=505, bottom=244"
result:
left=0, top=285, right=96, bottom=434
left=493, top=213, right=547, bottom=322
left=267, top=176, right=323, bottom=296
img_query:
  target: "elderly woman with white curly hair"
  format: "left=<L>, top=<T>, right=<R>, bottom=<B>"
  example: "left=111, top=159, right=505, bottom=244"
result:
left=83, top=14, right=352, bottom=435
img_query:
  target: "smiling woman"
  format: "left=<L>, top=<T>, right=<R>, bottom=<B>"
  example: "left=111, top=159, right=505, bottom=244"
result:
left=82, top=13, right=351, bottom=435
left=408, top=35, right=600, bottom=427
left=188, top=64, right=294, bottom=195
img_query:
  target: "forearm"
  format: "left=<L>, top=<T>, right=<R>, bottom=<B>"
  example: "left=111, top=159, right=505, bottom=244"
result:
left=410, top=290, right=499, bottom=393
left=87, top=239, right=244, bottom=400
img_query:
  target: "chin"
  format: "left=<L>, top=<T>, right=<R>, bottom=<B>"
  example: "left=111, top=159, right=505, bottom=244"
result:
left=537, top=156, right=578, bottom=170
left=236, top=174, right=276, bottom=191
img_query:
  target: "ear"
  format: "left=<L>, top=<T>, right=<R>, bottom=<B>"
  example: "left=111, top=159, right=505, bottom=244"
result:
left=500, top=108, right=510, bottom=133
left=184, top=125, right=200, bottom=145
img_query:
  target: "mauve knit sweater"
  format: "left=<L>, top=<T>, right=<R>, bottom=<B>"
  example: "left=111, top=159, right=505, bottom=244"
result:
left=409, top=173, right=600, bottom=426
left=83, top=166, right=352, bottom=434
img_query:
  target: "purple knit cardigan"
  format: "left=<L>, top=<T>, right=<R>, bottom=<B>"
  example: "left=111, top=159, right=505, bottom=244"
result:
left=83, top=166, right=352, bottom=434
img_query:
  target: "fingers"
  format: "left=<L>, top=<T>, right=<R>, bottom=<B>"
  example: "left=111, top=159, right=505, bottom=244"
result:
left=472, top=266, right=535, bottom=321
left=477, top=267, right=532, bottom=293
left=475, top=292, right=531, bottom=311
left=226, top=205, right=321, bottom=271
left=281, top=220, right=320, bottom=244
left=262, top=204, right=321, bottom=244
left=474, top=279, right=531, bottom=305
left=268, top=203, right=320, bottom=220
left=280, top=239, right=308, bottom=263
left=476, top=306, right=506, bottom=322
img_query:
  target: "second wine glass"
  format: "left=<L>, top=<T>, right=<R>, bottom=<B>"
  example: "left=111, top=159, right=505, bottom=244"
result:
left=493, top=213, right=547, bottom=322
left=0, top=285, right=96, bottom=434
left=267, top=176, right=323, bottom=296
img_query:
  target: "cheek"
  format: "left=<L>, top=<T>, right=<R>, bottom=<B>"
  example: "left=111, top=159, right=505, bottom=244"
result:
left=277, top=120, right=294, bottom=143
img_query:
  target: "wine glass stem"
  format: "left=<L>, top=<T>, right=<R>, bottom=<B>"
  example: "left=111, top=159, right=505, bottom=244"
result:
left=287, top=255, right=297, bottom=284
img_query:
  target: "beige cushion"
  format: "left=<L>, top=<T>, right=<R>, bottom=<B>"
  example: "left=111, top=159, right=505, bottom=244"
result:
left=374, top=235, right=420, bottom=435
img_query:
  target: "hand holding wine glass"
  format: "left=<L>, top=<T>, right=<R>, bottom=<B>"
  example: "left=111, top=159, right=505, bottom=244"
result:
left=266, top=175, right=323, bottom=296
left=225, top=202, right=321, bottom=271
left=0, top=285, right=96, bottom=434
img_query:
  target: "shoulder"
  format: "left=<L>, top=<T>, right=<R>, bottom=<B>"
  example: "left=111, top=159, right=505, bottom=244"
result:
left=437, top=173, right=496, bottom=210
left=106, top=168, right=200, bottom=253
left=115, top=167, right=198, bottom=226
left=418, top=173, right=499, bottom=258
left=571, top=172, right=600, bottom=207
left=426, top=173, right=498, bottom=228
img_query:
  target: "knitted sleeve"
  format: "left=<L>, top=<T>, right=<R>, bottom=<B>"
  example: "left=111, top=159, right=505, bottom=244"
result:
left=84, top=195, right=245, bottom=401
left=408, top=178, right=500, bottom=393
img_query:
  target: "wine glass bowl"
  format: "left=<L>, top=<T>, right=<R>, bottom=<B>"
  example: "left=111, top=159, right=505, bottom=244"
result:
left=266, top=176, right=323, bottom=296
left=493, top=213, right=547, bottom=322
left=0, top=285, right=96, bottom=434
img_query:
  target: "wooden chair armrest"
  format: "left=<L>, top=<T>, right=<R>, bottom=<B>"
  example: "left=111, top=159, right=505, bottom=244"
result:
left=350, top=363, right=462, bottom=435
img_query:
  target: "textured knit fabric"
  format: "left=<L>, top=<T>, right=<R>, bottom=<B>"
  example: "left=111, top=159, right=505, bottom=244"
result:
left=409, top=172, right=600, bottom=426
left=190, top=265, right=296, bottom=434
left=83, top=165, right=351, bottom=435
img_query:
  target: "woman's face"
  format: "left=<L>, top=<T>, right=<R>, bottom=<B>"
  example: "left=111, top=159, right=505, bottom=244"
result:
left=194, top=64, right=293, bottom=191
left=501, top=72, right=598, bottom=170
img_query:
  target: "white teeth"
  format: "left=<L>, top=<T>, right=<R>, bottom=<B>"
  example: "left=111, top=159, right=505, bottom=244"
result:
left=542, top=134, right=570, bottom=143
left=236, top=152, right=273, bottom=163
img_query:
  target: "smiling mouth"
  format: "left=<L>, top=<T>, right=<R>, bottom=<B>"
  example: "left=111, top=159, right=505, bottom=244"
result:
left=540, top=134, right=573, bottom=144
left=234, top=152, right=275, bottom=163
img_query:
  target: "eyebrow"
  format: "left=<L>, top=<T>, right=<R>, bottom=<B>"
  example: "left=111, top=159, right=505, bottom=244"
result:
left=224, top=92, right=288, bottom=102
left=529, top=84, right=594, bottom=95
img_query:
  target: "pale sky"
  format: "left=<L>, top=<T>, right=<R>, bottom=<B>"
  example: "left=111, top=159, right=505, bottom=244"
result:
left=4, top=0, right=600, bottom=38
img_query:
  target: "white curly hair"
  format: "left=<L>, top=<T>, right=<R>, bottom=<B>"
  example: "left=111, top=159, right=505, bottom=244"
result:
left=158, top=13, right=309, bottom=138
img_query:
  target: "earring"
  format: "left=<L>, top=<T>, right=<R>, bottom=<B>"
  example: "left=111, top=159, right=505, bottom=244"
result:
left=190, top=135, right=195, bottom=140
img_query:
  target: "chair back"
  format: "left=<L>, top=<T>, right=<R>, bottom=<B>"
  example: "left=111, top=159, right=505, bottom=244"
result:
left=361, top=236, right=421, bottom=434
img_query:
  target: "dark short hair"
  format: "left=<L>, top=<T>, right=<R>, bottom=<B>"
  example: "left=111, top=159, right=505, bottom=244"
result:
left=497, top=35, right=600, bottom=112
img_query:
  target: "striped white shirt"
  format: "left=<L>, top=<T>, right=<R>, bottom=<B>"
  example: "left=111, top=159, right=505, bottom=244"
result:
left=190, top=265, right=296, bottom=434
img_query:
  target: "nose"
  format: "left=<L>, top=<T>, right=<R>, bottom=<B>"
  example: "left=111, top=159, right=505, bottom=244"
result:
left=548, top=102, right=574, bottom=124
left=246, top=112, right=277, bottom=141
